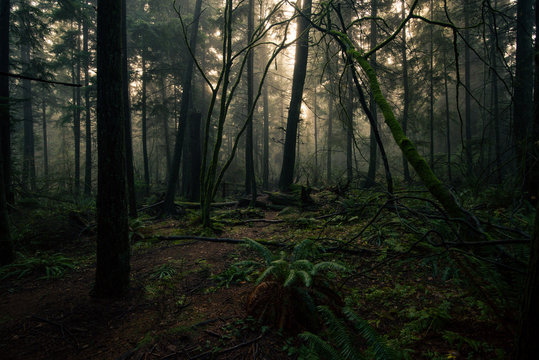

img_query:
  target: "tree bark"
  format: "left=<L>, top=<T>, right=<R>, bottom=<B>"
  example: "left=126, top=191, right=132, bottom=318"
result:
left=262, top=83, right=269, bottom=190
left=41, top=97, right=48, bottom=177
left=141, top=52, right=150, bottom=195
left=122, top=0, right=137, bottom=218
left=0, top=0, right=10, bottom=203
left=244, top=0, right=256, bottom=202
left=0, top=133, right=13, bottom=266
left=515, top=195, right=539, bottom=358
left=464, top=0, right=473, bottom=176
left=364, top=0, right=378, bottom=188
left=401, top=0, right=411, bottom=182
left=21, top=43, right=35, bottom=192
left=278, top=0, right=312, bottom=191
left=512, top=0, right=534, bottom=196
left=94, top=0, right=130, bottom=298
left=73, top=22, right=81, bottom=195
left=83, top=12, right=92, bottom=196
left=429, top=0, right=434, bottom=170
left=443, top=52, right=452, bottom=183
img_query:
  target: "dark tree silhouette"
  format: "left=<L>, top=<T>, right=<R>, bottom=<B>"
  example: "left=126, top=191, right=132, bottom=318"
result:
left=94, top=0, right=130, bottom=298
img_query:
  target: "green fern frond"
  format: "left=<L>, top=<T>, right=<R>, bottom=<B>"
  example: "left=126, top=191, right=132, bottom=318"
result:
left=299, top=332, right=344, bottom=360
left=318, top=306, right=364, bottom=360
left=293, top=259, right=314, bottom=271
left=243, top=238, right=274, bottom=264
left=256, top=265, right=276, bottom=284
left=312, top=261, right=348, bottom=275
left=343, top=307, right=397, bottom=360
left=292, top=239, right=319, bottom=261
left=296, top=270, right=312, bottom=287
left=284, top=269, right=298, bottom=287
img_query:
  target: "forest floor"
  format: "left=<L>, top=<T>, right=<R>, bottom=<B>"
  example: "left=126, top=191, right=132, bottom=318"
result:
left=0, top=189, right=524, bottom=359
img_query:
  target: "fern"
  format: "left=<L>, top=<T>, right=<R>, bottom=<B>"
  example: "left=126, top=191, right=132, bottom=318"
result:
left=343, top=307, right=398, bottom=360
left=299, top=306, right=398, bottom=360
left=300, top=332, right=345, bottom=360
left=243, top=238, right=274, bottom=264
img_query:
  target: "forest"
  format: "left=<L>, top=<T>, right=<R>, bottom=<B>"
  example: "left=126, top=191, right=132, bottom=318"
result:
left=0, top=0, right=538, bottom=358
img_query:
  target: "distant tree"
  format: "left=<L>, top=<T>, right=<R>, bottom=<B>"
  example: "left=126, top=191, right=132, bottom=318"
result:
left=512, top=0, right=534, bottom=195
left=278, top=0, right=312, bottom=191
left=122, top=0, right=137, bottom=217
left=401, top=0, right=411, bottom=182
left=245, top=0, right=256, bottom=201
left=0, top=0, right=10, bottom=202
left=0, top=135, right=13, bottom=266
left=83, top=3, right=92, bottom=196
left=94, top=0, right=130, bottom=297
left=364, top=0, right=378, bottom=188
left=162, top=0, right=203, bottom=214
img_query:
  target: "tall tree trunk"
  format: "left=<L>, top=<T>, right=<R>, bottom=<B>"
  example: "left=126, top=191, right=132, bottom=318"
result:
left=73, top=22, right=81, bottom=195
left=0, top=132, right=13, bottom=265
left=401, top=0, right=411, bottom=182
left=515, top=194, right=539, bottom=358
left=490, top=0, right=502, bottom=184
left=464, top=0, right=473, bottom=176
left=94, top=0, right=130, bottom=298
left=162, top=0, right=202, bottom=214
left=364, top=0, right=378, bottom=188
left=160, top=76, right=171, bottom=177
left=244, top=0, right=256, bottom=202
left=262, top=83, right=269, bottom=189
left=83, top=13, right=92, bottom=196
left=313, top=85, right=318, bottom=185
left=512, top=0, right=534, bottom=195
left=0, top=0, right=10, bottom=203
left=41, top=97, right=48, bottom=177
left=429, top=0, right=434, bottom=170
left=326, top=93, right=333, bottom=183
left=141, top=52, right=150, bottom=195
left=346, top=77, right=354, bottom=184
left=122, top=0, right=137, bottom=217
left=21, top=44, right=35, bottom=192
left=443, top=52, right=452, bottom=182
left=278, top=0, right=312, bottom=191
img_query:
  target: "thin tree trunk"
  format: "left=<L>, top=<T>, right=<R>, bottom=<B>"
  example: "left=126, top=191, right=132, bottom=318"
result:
left=160, top=77, right=171, bottom=177
left=162, top=0, right=203, bottom=214
left=326, top=94, right=333, bottom=183
left=0, top=0, right=10, bottom=203
left=512, top=0, right=534, bottom=195
left=278, top=0, right=312, bottom=191
left=401, top=0, right=411, bottom=182
left=443, top=52, right=452, bottom=182
left=464, top=0, right=473, bottom=176
left=41, top=97, right=48, bottom=177
left=244, top=0, right=256, bottom=202
left=313, top=85, right=318, bottom=185
left=0, top=132, right=13, bottom=265
left=141, top=52, right=150, bottom=195
left=122, top=0, right=137, bottom=217
left=490, top=2, right=502, bottom=184
left=21, top=43, right=35, bottom=192
left=262, top=83, right=269, bottom=189
left=83, top=13, right=92, bottom=196
left=73, top=22, right=81, bottom=195
left=429, top=0, right=434, bottom=170
left=94, top=0, right=130, bottom=298
left=364, top=0, right=378, bottom=188
left=346, top=64, right=354, bottom=184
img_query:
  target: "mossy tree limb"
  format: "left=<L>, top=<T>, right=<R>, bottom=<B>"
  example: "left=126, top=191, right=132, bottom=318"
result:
left=301, top=6, right=466, bottom=221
